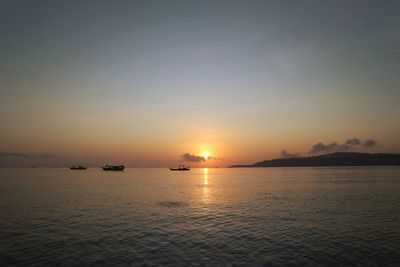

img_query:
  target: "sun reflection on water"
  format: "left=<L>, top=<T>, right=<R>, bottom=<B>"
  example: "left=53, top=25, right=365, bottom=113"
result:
left=203, top=168, right=209, bottom=203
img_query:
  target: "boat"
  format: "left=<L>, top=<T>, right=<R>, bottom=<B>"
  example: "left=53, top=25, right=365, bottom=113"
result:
left=102, top=165, right=125, bottom=171
left=170, top=165, right=190, bottom=171
left=70, top=166, right=87, bottom=170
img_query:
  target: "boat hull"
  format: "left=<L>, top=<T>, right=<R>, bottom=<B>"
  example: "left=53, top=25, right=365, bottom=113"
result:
left=102, top=165, right=125, bottom=171
left=70, top=166, right=87, bottom=170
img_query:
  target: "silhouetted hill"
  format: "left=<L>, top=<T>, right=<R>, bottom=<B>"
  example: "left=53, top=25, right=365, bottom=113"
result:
left=230, top=152, right=400, bottom=167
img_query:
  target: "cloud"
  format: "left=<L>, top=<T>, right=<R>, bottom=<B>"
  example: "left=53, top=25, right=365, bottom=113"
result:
left=337, top=144, right=351, bottom=152
left=280, top=150, right=300, bottom=159
left=309, top=142, right=350, bottom=154
left=363, top=139, right=378, bottom=148
left=39, top=154, right=57, bottom=158
left=310, top=137, right=380, bottom=154
left=0, top=152, right=31, bottom=157
left=206, top=156, right=222, bottom=161
left=181, top=153, right=206, bottom=162
left=345, top=138, right=362, bottom=146
left=0, top=152, right=57, bottom=158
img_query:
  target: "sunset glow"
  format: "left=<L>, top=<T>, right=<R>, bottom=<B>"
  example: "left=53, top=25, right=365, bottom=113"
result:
left=0, top=1, right=399, bottom=168
left=1, top=2, right=399, bottom=266
left=202, top=152, right=210, bottom=160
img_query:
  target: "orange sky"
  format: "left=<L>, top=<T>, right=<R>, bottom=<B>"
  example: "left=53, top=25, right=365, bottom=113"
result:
left=1, top=1, right=399, bottom=167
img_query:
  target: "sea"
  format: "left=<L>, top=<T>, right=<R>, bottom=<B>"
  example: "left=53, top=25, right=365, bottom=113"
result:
left=0, top=167, right=399, bottom=266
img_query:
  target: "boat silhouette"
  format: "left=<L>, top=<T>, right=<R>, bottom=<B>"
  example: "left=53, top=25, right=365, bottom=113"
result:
left=70, top=166, right=87, bottom=170
left=170, top=165, right=190, bottom=171
left=102, top=165, right=125, bottom=171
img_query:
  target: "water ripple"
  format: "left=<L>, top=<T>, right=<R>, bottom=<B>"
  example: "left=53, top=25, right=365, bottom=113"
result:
left=1, top=167, right=400, bottom=266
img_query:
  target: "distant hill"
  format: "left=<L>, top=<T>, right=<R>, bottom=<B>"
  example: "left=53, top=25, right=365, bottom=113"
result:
left=230, top=152, right=400, bottom=168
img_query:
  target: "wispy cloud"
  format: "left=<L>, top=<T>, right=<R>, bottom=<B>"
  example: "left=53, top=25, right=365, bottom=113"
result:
left=363, top=139, right=378, bottom=148
left=310, top=137, right=380, bottom=154
left=0, top=152, right=57, bottom=158
left=280, top=150, right=300, bottom=159
left=0, top=152, right=31, bottom=158
left=345, top=138, right=362, bottom=146
left=206, top=156, right=222, bottom=161
left=309, top=142, right=350, bottom=154
left=181, top=153, right=206, bottom=162
left=180, top=153, right=221, bottom=162
left=39, top=154, right=57, bottom=158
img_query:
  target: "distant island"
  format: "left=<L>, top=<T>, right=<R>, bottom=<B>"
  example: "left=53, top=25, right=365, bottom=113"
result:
left=230, top=152, right=400, bottom=168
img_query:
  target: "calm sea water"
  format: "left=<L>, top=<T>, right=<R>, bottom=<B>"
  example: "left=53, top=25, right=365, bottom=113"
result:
left=0, top=167, right=399, bottom=266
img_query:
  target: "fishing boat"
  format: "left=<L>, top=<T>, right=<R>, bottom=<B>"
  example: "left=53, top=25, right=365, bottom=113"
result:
left=102, top=165, right=125, bottom=171
left=70, top=166, right=87, bottom=170
left=170, top=165, right=190, bottom=171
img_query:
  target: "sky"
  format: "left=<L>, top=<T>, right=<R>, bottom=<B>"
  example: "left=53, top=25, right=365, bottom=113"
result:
left=1, top=0, right=399, bottom=167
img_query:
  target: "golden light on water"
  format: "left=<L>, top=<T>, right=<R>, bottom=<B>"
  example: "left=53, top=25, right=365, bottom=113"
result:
left=203, top=168, right=208, bottom=185
left=202, top=168, right=209, bottom=203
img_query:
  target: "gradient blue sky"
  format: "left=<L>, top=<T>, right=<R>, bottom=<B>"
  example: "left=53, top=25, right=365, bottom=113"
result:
left=1, top=0, right=399, bottom=167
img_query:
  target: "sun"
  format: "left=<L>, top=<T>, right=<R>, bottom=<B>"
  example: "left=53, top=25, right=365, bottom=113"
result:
left=202, top=151, right=210, bottom=160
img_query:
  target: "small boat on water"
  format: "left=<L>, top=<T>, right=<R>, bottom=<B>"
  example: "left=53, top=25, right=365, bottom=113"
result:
left=170, top=165, right=190, bottom=171
left=70, top=166, right=87, bottom=170
left=102, top=165, right=125, bottom=171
